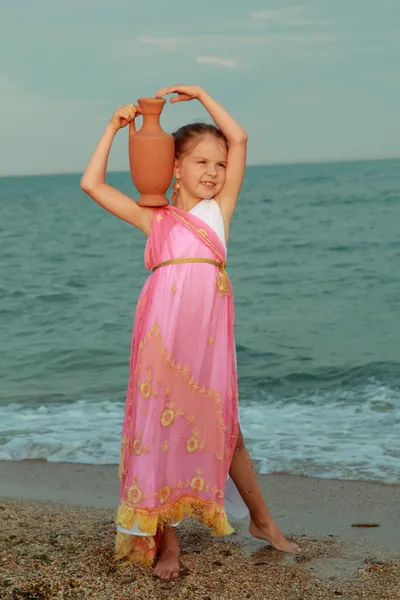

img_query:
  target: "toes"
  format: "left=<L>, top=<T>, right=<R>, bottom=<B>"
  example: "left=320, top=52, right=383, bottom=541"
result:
left=154, top=565, right=180, bottom=581
left=171, top=569, right=180, bottom=580
left=158, top=569, right=170, bottom=581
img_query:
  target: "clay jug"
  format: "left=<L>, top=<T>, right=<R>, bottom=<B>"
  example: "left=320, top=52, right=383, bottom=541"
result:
left=129, top=97, right=174, bottom=207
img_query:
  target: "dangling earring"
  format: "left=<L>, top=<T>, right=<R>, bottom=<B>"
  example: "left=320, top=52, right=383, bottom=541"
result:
left=171, top=178, right=180, bottom=204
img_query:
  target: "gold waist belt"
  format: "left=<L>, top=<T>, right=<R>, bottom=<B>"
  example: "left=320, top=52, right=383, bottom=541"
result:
left=152, top=258, right=230, bottom=295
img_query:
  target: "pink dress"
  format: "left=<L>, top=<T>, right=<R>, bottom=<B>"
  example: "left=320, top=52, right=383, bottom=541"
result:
left=115, top=200, right=246, bottom=566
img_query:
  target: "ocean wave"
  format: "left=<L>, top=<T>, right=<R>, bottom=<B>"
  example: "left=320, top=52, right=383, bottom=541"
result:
left=0, top=379, right=398, bottom=484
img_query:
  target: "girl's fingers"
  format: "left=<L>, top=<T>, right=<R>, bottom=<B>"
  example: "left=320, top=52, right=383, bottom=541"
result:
left=170, top=94, right=191, bottom=103
left=155, top=86, right=178, bottom=97
left=129, top=104, right=142, bottom=118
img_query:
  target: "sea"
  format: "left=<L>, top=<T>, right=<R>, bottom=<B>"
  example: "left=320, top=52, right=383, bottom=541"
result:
left=1, top=159, right=399, bottom=484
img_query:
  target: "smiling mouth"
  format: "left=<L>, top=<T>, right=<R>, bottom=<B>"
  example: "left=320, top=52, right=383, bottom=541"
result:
left=200, top=181, right=216, bottom=188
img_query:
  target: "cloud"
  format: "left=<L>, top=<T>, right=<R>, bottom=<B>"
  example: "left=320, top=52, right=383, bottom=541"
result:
left=251, top=6, right=305, bottom=21
left=196, top=56, right=238, bottom=68
left=250, top=6, right=329, bottom=28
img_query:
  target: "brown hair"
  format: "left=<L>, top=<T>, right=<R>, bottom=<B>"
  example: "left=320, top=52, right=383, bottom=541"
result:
left=172, top=122, right=228, bottom=159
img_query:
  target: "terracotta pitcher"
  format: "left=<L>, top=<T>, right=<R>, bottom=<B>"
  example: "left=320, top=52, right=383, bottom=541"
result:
left=129, top=97, right=174, bottom=207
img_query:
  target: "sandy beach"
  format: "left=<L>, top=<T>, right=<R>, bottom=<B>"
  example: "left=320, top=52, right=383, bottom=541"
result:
left=1, top=460, right=399, bottom=599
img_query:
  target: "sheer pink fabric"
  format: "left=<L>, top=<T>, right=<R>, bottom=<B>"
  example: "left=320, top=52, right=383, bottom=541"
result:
left=115, top=206, right=239, bottom=566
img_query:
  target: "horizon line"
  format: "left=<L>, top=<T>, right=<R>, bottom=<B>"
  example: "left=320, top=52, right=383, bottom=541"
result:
left=0, top=155, right=399, bottom=179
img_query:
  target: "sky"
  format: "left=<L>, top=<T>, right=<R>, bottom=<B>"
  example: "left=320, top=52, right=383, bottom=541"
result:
left=0, top=0, right=399, bottom=176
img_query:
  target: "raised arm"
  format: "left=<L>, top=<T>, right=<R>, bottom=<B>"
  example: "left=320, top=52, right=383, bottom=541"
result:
left=80, top=105, right=153, bottom=236
left=198, top=90, right=247, bottom=218
left=155, top=86, right=247, bottom=221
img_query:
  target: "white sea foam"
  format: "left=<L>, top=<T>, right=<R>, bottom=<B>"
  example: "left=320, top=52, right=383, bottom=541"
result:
left=1, top=381, right=399, bottom=483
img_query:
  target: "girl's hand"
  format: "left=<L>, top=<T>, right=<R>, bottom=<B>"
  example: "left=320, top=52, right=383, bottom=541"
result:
left=109, top=104, right=142, bottom=132
left=154, top=85, right=205, bottom=103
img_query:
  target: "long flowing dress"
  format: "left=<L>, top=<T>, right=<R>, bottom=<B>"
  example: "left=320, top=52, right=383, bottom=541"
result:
left=115, top=200, right=245, bottom=566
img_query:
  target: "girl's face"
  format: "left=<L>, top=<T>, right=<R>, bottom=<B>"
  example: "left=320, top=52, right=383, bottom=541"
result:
left=175, top=135, right=228, bottom=199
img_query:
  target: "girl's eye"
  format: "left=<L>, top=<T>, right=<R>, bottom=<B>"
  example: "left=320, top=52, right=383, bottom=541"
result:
left=198, top=160, right=206, bottom=164
left=218, top=164, right=226, bottom=168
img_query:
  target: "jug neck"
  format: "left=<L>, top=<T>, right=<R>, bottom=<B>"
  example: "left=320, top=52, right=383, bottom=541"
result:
left=141, top=113, right=161, bottom=132
left=137, top=98, right=165, bottom=132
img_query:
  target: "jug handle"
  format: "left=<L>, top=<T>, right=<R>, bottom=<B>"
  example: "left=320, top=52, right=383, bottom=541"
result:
left=129, top=120, right=137, bottom=135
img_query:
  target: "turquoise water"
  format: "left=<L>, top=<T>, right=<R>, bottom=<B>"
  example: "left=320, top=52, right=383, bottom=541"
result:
left=1, top=159, right=399, bottom=482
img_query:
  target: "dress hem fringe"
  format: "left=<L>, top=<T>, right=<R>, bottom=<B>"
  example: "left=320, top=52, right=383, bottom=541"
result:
left=114, top=495, right=234, bottom=567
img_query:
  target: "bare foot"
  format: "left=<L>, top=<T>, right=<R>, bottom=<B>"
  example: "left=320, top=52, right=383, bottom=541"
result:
left=249, top=518, right=300, bottom=554
left=153, top=527, right=181, bottom=581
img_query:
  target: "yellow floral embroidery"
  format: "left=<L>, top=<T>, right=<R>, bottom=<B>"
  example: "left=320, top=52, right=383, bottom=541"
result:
left=133, top=439, right=142, bottom=456
left=156, top=213, right=163, bottom=222
left=186, top=436, right=199, bottom=453
left=127, top=478, right=143, bottom=504
left=137, top=324, right=227, bottom=432
left=141, top=382, right=150, bottom=398
left=161, top=440, right=170, bottom=452
left=191, top=475, right=205, bottom=492
left=208, top=336, right=215, bottom=345
left=138, top=369, right=156, bottom=399
left=159, top=486, right=171, bottom=505
left=161, top=401, right=183, bottom=427
left=171, top=284, right=177, bottom=294
left=212, top=485, right=224, bottom=499
left=161, top=408, right=175, bottom=427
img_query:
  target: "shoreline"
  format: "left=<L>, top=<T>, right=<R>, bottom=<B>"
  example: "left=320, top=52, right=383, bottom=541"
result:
left=2, top=457, right=399, bottom=486
left=1, top=460, right=399, bottom=599
left=1, top=459, right=399, bottom=553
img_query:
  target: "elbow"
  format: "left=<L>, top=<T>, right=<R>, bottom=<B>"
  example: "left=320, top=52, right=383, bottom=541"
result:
left=229, top=132, right=248, bottom=145
left=80, top=177, right=89, bottom=192
left=80, top=177, right=96, bottom=194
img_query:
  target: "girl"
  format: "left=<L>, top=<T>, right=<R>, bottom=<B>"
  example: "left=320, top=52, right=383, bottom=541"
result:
left=81, top=85, right=299, bottom=582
